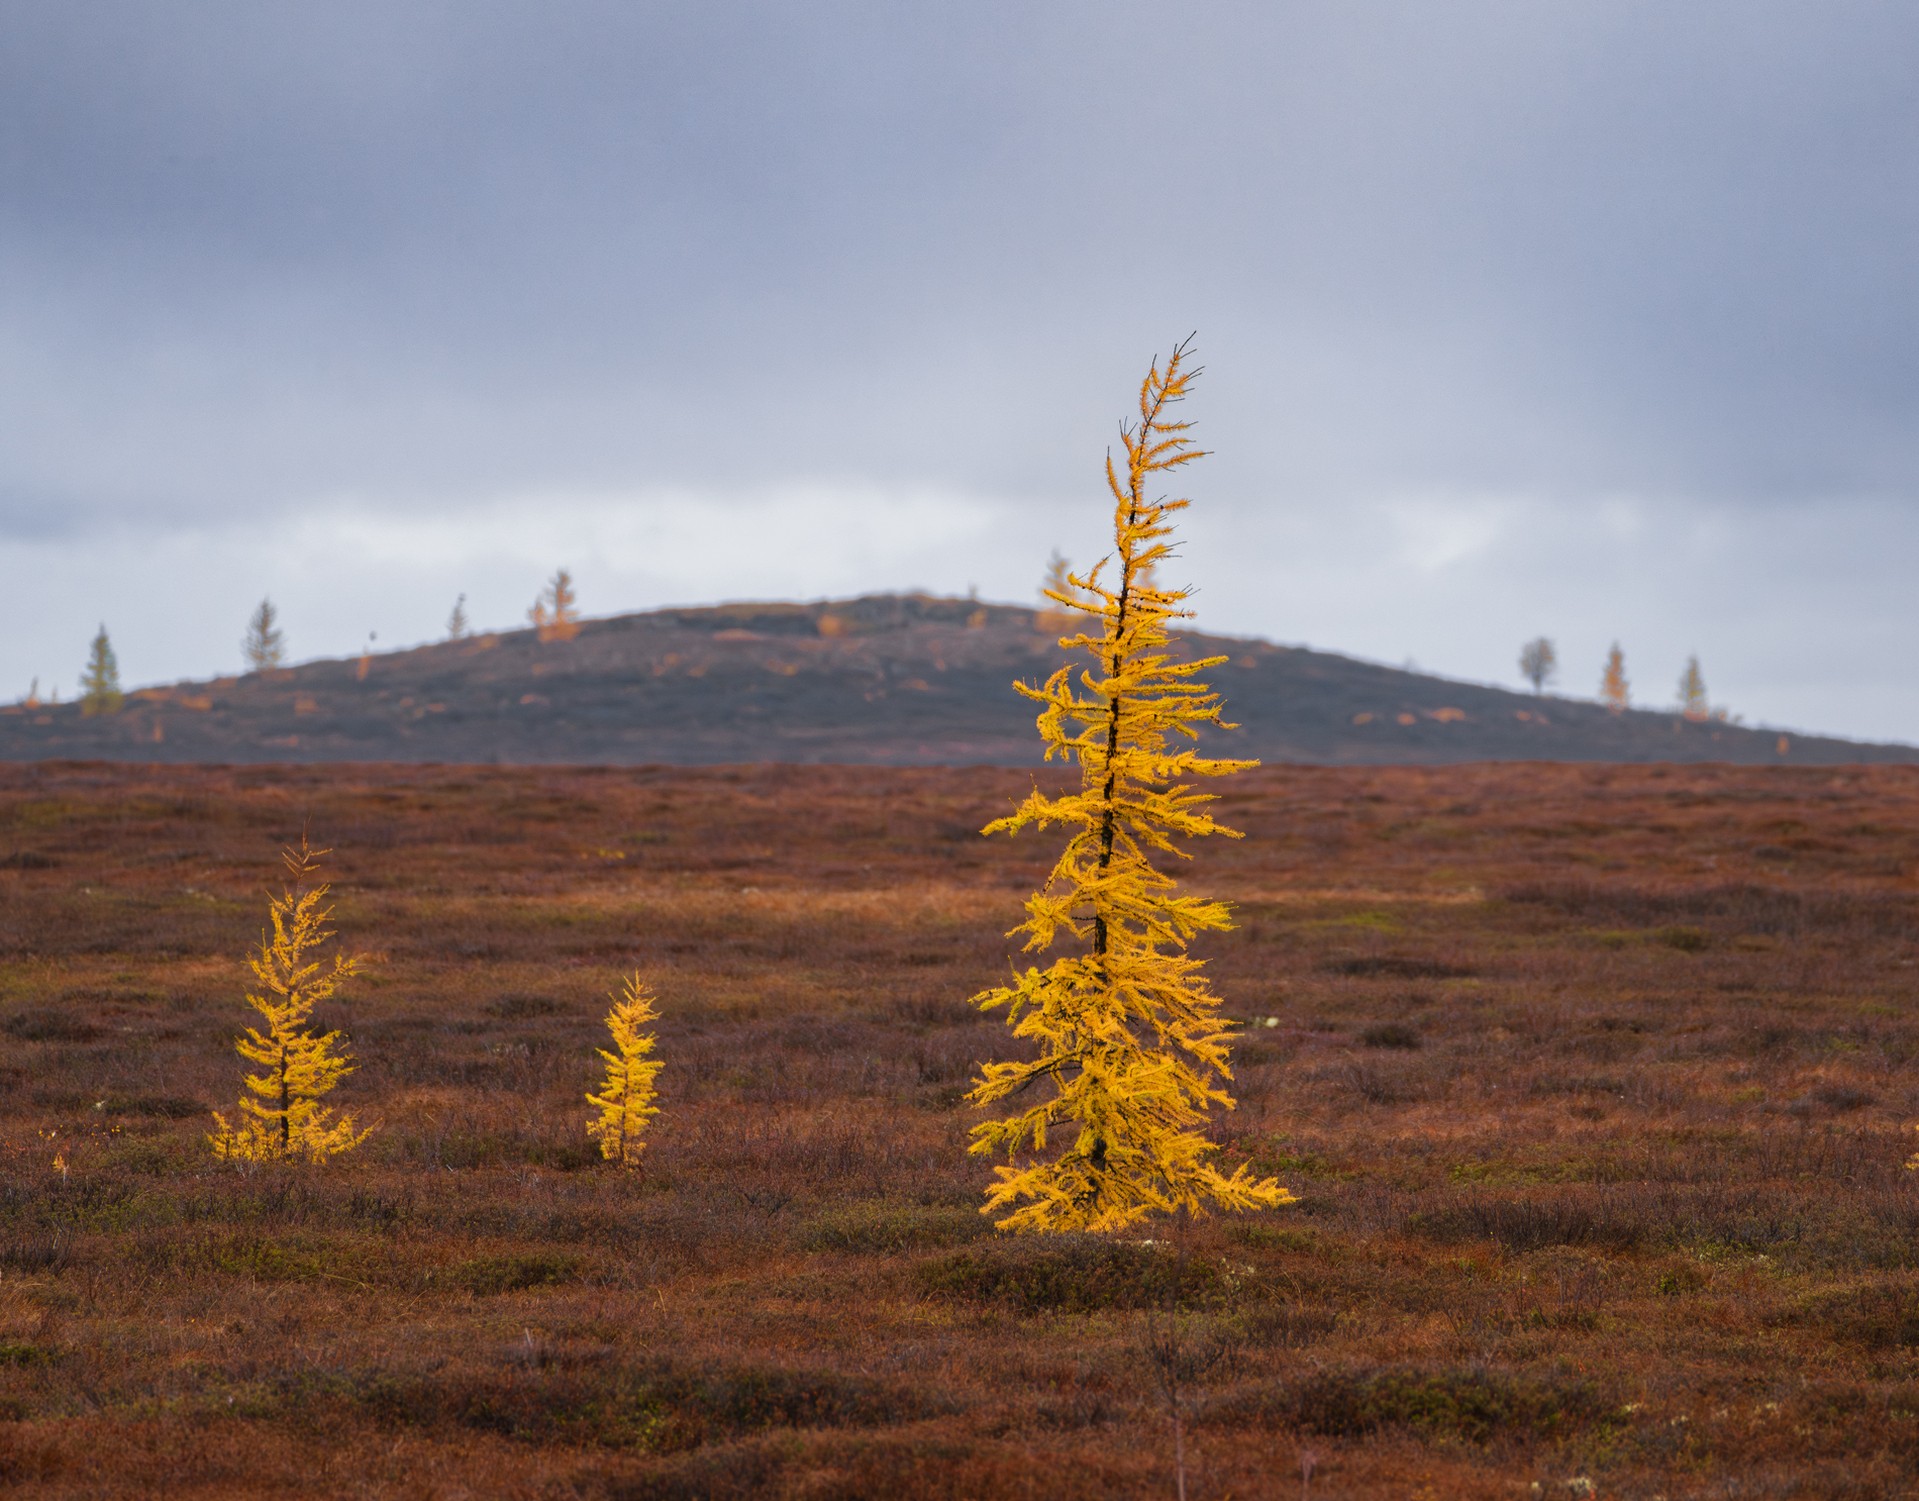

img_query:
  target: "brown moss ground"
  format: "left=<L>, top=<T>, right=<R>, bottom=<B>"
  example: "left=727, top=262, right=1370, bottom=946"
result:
left=2, top=760, right=1919, bottom=1498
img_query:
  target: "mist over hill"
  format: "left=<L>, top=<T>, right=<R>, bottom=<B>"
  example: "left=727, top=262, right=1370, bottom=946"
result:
left=2, top=595, right=1909, bottom=767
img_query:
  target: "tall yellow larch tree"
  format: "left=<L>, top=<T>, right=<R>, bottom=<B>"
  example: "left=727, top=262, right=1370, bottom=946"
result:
left=209, top=838, right=372, bottom=1163
left=966, top=339, right=1290, bottom=1233
left=586, top=975, right=663, bottom=1169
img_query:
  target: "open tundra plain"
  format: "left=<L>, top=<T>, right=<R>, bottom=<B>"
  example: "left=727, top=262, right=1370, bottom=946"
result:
left=3, top=759, right=1919, bottom=1498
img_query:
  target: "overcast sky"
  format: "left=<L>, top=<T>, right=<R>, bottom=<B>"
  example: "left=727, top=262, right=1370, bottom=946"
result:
left=4, top=3, right=1917, bottom=741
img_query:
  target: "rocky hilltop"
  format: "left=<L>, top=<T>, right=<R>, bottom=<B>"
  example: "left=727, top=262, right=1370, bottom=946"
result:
left=2, top=594, right=1909, bottom=766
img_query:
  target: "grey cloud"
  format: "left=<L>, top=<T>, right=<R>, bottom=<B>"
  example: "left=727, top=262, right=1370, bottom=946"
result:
left=1, top=2, right=1916, bottom=734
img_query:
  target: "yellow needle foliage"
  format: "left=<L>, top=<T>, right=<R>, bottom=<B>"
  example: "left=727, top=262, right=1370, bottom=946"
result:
left=209, top=839, right=372, bottom=1164
left=587, top=975, right=664, bottom=1169
left=968, top=340, right=1291, bottom=1233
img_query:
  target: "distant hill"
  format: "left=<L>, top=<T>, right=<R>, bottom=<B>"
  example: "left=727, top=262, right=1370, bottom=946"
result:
left=2, top=594, right=1911, bottom=766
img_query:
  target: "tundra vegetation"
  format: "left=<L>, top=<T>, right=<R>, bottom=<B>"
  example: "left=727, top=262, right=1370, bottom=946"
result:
left=2, top=760, right=1917, bottom=1497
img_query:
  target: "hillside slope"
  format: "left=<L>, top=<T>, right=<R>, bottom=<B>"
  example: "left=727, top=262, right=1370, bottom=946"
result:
left=2, top=594, right=1909, bottom=765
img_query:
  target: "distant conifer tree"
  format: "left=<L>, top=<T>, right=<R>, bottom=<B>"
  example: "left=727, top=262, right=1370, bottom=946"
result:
left=1037, top=550, right=1078, bottom=634
left=967, top=340, right=1290, bottom=1233
left=587, top=976, right=663, bottom=1169
left=447, top=594, right=470, bottom=640
left=1678, top=655, right=1709, bottom=721
left=79, top=626, right=123, bottom=716
left=1519, top=637, right=1557, bottom=695
left=531, top=570, right=580, bottom=642
left=243, top=598, right=286, bottom=673
left=24, top=678, right=39, bottom=709
left=209, top=838, right=371, bottom=1163
left=1599, top=643, right=1629, bottom=713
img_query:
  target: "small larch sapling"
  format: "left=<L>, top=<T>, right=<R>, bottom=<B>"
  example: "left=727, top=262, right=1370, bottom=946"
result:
left=209, top=838, right=372, bottom=1164
left=587, top=975, right=663, bottom=1169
